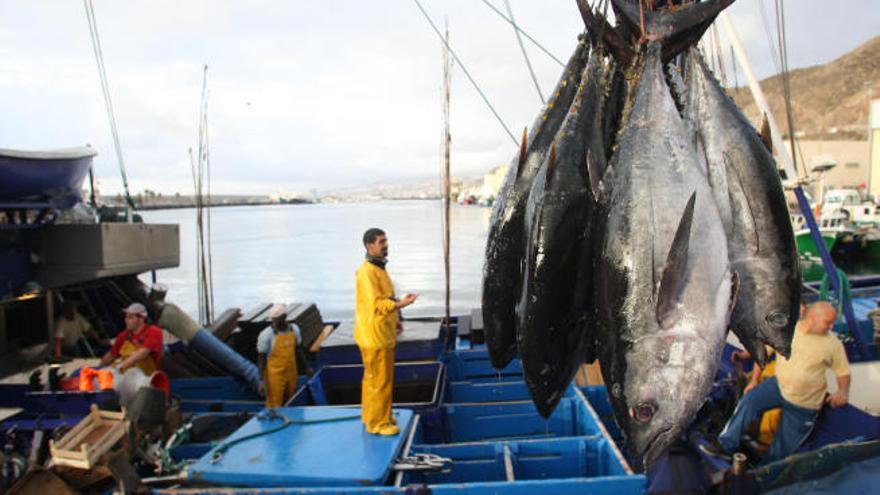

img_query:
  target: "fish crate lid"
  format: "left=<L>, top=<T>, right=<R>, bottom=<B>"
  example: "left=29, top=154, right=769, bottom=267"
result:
left=188, top=406, right=414, bottom=487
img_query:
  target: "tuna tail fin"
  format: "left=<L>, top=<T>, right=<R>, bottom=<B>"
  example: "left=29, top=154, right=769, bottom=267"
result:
left=759, top=113, right=773, bottom=153
left=545, top=141, right=558, bottom=191
left=656, top=191, right=696, bottom=329
left=576, top=0, right=635, bottom=66
left=516, top=127, right=528, bottom=179
left=611, top=0, right=736, bottom=61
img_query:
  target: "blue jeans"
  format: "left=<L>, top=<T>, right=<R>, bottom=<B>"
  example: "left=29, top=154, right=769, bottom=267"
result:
left=718, top=376, right=817, bottom=463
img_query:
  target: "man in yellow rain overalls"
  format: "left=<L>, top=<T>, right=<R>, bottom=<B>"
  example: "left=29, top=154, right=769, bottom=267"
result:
left=98, top=303, right=164, bottom=374
left=732, top=346, right=780, bottom=447
left=257, top=304, right=310, bottom=408
left=355, top=228, right=418, bottom=436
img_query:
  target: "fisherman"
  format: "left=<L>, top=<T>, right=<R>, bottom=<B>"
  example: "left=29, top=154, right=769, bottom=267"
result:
left=98, top=302, right=164, bottom=374
left=256, top=304, right=311, bottom=408
left=355, top=228, right=417, bottom=436
left=704, top=302, right=851, bottom=463
left=728, top=302, right=807, bottom=448
left=54, top=301, right=108, bottom=358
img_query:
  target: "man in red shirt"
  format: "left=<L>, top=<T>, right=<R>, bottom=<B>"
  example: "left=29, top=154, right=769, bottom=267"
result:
left=98, top=303, right=163, bottom=374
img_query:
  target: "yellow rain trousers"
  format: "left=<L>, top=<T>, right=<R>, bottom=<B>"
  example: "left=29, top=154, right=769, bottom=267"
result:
left=756, top=358, right=781, bottom=446
left=360, top=347, right=397, bottom=433
left=265, top=331, right=298, bottom=408
left=355, top=261, right=399, bottom=434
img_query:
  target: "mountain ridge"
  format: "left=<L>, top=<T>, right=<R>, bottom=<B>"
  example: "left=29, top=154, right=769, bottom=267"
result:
left=727, top=34, right=879, bottom=140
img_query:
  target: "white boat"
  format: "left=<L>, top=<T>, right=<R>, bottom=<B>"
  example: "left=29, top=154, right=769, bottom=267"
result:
left=821, top=188, right=880, bottom=228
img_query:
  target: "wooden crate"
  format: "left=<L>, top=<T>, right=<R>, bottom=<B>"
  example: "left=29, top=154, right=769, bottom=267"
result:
left=49, top=405, right=128, bottom=470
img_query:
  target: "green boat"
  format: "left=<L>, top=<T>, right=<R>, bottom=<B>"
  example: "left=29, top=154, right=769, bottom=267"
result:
left=791, top=212, right=852, bottom=282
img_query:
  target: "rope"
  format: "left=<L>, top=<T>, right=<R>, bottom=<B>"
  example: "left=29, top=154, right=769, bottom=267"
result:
left=774, top=0, right=804, bottom=177
left=757, top=0, right=782, bottom=75
left=478, top=0, right=564, bottom=67
left=83, top=0, right=135, bottom=209
left=412, top=0, right=518, bottom=147
left=729, top=45, right=739, bottom=90
left=159, top=423, right=192, bottom=473
left=503, top=0, right=544, bottom=104
left=207, top=411, right=363, bottom=464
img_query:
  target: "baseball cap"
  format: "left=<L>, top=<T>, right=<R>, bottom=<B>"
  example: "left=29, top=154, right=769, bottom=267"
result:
left=268, top=303, right=287, bottom=320
left=123, top=302, right=148, bottom=317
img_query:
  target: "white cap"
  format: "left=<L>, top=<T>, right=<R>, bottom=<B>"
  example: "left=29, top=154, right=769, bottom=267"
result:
left=268, top=304, right=287, bottom=320
left=123, top=302, right=148, bottom=317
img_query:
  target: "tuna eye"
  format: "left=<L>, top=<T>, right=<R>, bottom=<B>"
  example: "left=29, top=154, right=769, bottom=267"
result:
left=630, top=401, right=657, bottom=424
left=766, top=312, right=789, bottom=327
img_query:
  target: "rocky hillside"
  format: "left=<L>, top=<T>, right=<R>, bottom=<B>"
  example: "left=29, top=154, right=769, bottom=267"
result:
left=728, top=35, right=879, bottom=140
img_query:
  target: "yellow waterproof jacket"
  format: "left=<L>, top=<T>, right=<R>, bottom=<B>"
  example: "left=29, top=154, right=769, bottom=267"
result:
left=355, top=261, right=398, bottom=349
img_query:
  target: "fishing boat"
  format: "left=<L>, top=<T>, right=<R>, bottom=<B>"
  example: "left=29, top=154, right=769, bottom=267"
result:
left=821, top=189, right=880, bottom=228
left=791, top=210, right=852, bottom=259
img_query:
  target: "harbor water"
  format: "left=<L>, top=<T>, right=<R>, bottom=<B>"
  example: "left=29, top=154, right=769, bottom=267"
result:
left=139, top=201, right=490, bottom=322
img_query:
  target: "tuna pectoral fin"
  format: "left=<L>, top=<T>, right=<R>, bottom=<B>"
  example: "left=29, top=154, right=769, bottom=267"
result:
left=516, top=127, right=528, bottom=179
left=760, top=114, right=773, bottom=154
left=586, top=149, right=604, bottom=202
left=656, top=192, right=696, bottom=329
left=726, top=154, right=759, bottom=254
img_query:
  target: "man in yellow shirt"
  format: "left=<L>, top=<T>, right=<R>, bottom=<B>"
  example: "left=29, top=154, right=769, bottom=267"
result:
left=355, top=228, right=417, bottom=436
left=707, top=302, right=851, bottom=462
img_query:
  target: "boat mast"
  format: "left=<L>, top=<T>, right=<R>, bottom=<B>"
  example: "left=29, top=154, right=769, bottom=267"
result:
left=441, top=20, right=452, bottom=339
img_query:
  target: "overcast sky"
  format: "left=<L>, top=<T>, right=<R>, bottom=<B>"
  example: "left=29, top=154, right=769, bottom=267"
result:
left=1, top=1, right=877, bottom=196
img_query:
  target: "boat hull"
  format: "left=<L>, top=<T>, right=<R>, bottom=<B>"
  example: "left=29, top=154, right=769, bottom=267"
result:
left=0, top=147, right=97, bottom=209
left=795, top=230, right=838, bottom=258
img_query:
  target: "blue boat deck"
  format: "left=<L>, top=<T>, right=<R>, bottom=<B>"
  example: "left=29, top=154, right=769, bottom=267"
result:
left=188, top=407, right=415, bottom=487
left=5, top=311, right=879, bottom=493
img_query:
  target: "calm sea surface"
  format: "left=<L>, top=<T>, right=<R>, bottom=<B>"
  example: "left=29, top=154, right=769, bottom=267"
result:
left=139, top=201, right=491, bottom=322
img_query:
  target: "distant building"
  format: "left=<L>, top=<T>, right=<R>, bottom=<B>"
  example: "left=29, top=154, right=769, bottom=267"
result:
left=870, top=100, right=880, bottom=196
left=782, top=140, right=870, bottom=189
left=480, top=165, right=509, bottom=201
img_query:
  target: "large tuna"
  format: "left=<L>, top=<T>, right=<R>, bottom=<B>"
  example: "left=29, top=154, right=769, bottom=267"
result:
left=683, top=49, right=800, bottom=363
left=517, top=50, right=606, bottom=418
left=593, top=42, right=734, bottom=469
left=482, top=39, right=589, bottom=370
